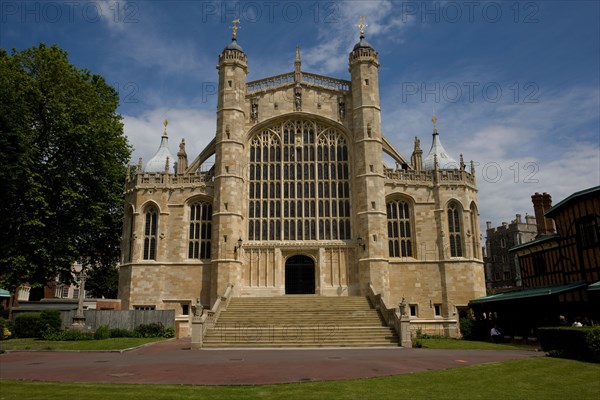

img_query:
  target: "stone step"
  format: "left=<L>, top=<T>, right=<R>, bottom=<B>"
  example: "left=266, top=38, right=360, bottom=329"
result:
left=203, top=295, right=398, bottom=348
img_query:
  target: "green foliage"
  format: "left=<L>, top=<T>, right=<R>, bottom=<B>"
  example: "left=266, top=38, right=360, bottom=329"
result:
left=0, top=317, right=14, bottom=340
left=14, top=312, right=42, bottom=338
left=93, top=325, right=110, bottom=340
left=459, top=318, right=475, bottom=340
left=43, top=329, right=95, bottom=341
left=39, top=309, right=62, bottom=335
left=85, top=264, right=119, bottom=299
left=134, top=322, right=167, bottom=338
left=108, top=328, right=137, bottom=338
left=0, top=44, right=131, bottom=292
left=585, top=327, right=600, bottom=362
left=538, top=326, right=600, bottom=362
left=163, top=327, right=175, bottom=338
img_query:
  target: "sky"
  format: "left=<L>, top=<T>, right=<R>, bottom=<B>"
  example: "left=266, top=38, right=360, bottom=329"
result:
left=2, top=0, right=599, bottom=236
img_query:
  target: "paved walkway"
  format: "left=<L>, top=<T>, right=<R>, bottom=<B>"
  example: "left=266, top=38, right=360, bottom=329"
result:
left=0, top=339, right=540, bottom=385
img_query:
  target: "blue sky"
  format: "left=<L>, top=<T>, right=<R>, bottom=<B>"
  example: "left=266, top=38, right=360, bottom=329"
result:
left=2, top=0, right=599, bottom=234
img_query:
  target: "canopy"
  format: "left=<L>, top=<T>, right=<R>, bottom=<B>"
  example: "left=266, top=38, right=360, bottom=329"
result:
left=469, top=281, right=587, bottom=305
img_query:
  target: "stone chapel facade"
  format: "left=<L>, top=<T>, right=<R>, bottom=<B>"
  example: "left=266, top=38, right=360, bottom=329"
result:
left=118, top=28, right=485, bottom=336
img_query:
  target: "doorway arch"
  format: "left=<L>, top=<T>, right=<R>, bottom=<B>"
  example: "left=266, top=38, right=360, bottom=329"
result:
left=285, top=255, right=316, bottom=294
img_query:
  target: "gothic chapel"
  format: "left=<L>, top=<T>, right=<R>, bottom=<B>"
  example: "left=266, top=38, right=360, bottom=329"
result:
left=119, top=22, right=485, bottom=338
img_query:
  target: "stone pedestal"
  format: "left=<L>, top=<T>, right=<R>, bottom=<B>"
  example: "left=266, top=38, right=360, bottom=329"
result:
left=71, top=316, right=86, bottom=330
left=400, top=315, right=412, bottom=348
left=191, top=317, right=204, bottom=349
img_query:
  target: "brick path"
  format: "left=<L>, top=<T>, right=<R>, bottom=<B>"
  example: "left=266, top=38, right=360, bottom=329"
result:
left=0, top=338, right=540, bottom=385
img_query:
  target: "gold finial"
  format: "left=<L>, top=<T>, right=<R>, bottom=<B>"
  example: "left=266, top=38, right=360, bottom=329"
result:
left=163, top=119, right=169, bottom=135
left=230, top=18, right=240, bottom=40
left=432, top=113, right=438, bottom=134
left=355, top=16, right=367, bottom=38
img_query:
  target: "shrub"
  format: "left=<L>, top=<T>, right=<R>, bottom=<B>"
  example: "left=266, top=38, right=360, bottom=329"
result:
left=585, top=327, right=600, bottom=362
left=14, top=313, right=41, bottom=338
left=0, top=317, right=13, bottom=340
left=39, top=309, right=62, bottom=336
left=109, top=328, right=136, bottom=338
left=94, top=325, right=110, bottom=340
left=44, top=329, right=94, bottom=341
left=134, top=322, right=166, bottom=338
left=538, top=326, right=600, bottom=363
left=163, top=326, right=175, bottom=338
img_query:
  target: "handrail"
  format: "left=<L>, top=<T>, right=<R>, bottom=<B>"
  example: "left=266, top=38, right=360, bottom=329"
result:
left=367, top=282, right=401, bottom=339
left=201, top=283, right=234, bottom=335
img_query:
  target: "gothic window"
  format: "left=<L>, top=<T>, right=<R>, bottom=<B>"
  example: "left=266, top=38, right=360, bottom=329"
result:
left=123, top=206, right=134, bottom=263
left=189, top=202, right=212, bottom=259
left=470, top=203, right=480, bottom=259
left=386, top=200, right=413, bottom=257
left=143, top=206, right=158, bottom=260
left=448, top=202, right=463, bottom=257
left=248, top=119, right=351, bottom=241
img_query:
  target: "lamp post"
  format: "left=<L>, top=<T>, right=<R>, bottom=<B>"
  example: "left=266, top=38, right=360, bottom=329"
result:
left=71, top=268, right=87, bottom=330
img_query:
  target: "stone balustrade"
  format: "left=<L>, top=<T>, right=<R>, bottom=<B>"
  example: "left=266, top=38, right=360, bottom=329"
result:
left=247, top=72, right=295, bottom=93
left=301, top=72, right=350, bottom=92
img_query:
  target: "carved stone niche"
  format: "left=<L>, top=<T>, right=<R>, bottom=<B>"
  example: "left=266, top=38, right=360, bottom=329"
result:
left=250, top=98, right=258, bottom=122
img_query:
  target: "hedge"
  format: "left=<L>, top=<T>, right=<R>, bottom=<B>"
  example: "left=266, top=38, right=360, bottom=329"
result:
left=14, top=310, right=63, bottom=338
left=538, top=326, right=600, bottom=363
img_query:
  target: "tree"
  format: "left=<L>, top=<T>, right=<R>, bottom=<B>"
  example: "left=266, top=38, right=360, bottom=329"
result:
left=85, top=264, right=119, bottom=299
left=0, top=44, right=131, bottom=298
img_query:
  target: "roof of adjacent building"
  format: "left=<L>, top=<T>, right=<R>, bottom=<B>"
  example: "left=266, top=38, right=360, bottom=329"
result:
left=469, top=281, right=587, bottom=304
left=508, top=233, right=559, bottom=253
left=545, top=185, right=600, bottom=217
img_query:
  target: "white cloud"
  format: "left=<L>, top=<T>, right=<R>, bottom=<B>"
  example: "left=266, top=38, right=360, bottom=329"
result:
left=123, top=108, right=216, bottom=168
left=302, top=0, right=414, bottom=74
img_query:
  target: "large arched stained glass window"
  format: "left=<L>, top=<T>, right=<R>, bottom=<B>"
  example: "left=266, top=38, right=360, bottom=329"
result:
left=387, top=200, right=413, bottom=257
left=248, top=119, right=351, bottom=241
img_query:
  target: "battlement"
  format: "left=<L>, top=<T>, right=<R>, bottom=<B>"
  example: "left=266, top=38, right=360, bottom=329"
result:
left=246, top=71, right=350, bottom=95
left=384, top=168, right=476, bottom=186
left=247, top=72, right=295, bottom=94
left=301, top=72, right=350, bottom=92
left=125, top=171, right=214, bottom=193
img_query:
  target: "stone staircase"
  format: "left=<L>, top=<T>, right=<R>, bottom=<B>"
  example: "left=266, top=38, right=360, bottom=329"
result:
left=202, top=296, right=399, bottom=348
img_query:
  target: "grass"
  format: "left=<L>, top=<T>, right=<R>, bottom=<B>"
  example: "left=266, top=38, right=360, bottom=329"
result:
left=418, top=337, right=537, bottom=350
left=0, top=357, right=599, bottom=399
left=0, top=337, right=164, bottom=351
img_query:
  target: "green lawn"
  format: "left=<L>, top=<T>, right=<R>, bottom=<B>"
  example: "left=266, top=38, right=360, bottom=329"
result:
left=0, top=357, right=598, bottom=399
left=419, top=337, right=537, bottom=350
left=0, top=337, right=164, bottom=351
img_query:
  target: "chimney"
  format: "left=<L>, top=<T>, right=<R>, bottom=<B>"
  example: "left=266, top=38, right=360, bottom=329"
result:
left=516, top=214, right=522, bottom=224
left=486, top=221, right=492, bottom=230
left=531, top=192, right=555, bottom=237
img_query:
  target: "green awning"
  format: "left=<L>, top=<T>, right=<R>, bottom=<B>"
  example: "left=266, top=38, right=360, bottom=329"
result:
left=0, top=289, right=11, bottom=298
left=469, top=281, right=587, bottom=305
left=588, top=281, right=600, bottom=292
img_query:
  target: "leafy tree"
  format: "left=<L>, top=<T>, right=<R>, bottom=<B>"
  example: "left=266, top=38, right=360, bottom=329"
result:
left=0, top=44, right=130, bottom=298
left=85, top=264, right=119, bottom=299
